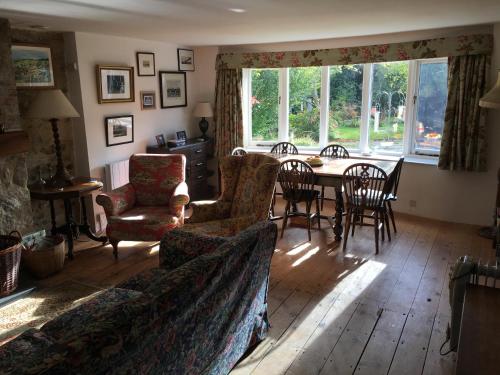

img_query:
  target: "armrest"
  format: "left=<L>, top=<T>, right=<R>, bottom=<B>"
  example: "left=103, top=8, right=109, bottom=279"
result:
left=96, top=183, right=136, bottom=217
left=169, top=182, right=190, bottom=216
left=159, top=229, right=228, bottom=271
left=186, top=200, right=231, bottom=224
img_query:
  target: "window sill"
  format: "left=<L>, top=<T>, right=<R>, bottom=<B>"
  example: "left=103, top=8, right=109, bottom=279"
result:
left=244, top=147, right=439, bottom=166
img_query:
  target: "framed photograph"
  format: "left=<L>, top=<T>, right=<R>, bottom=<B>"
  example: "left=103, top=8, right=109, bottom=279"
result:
left=11, top=44, right=55, bottom=88
left=96, top=65, right=134, bottom=104
left=177, top=49, right=195, bottom=71
left=105, top=115, right=134, bottom=146
left=136, top=52, right=155, bottom=76
left=176, top=130, right=187, bottom=141
left=140, top=90, right=156, bottom=110
left=159, top=71, right=187, bottom=108
left=155, top=134, right=166, bottom=147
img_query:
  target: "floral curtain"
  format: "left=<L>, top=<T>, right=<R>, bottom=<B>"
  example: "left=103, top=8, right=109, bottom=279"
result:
left=438, top=55, right=490, bottom=171
left=216, top=34, right=493, bottom=69
left=214, top=68, right=243, bottom=157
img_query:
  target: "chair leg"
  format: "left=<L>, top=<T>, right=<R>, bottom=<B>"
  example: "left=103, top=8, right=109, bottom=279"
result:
left=351, top=208, right=357, bottom=237
left=343, top=208, right=352, bottom=252
left=374, top=211, right=380, bottom=254
left=280, top=201, right=290, bottom=239
left=271, top=188, right=277, bottom=217
left=110, top=238, right=120, bottom=259
left=321, top=186, right=325, bottom=210
left=315, top=197, right=321, bottom=230
left=381, top=210, right=385, bottom=242
left=306, top=200, right=312, bottom=242
left=385, top=210, right=392, bottom=242
left=388, top=201, right=397, bottom=233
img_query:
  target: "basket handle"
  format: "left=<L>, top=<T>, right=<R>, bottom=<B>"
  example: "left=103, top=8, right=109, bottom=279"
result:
left=8, top=231, right=22, bottom=241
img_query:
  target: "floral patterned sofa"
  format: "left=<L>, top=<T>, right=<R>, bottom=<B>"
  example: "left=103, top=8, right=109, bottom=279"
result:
left=184, top=153, right=280, bottom=236
left=0, top=221, right=277, bottom=375
left=96, top=153, right=189, bottom=259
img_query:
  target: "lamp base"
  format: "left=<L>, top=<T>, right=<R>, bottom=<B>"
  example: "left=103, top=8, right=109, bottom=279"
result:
left=48, top=167, right=74, bottom=188
left=198, top=117, right=209, bottom=140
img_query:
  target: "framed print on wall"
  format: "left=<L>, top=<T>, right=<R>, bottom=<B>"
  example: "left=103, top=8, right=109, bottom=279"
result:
left=105, top=115, right=134, bottom=146
left=136, top=52, right=155, bottom=76
left=177, top=48, right=194, bottom=71
left=159, top=71, right=187, bottom=108
left=96, top=65, right=134, bottom=104
left=11, top=44, right=55, bottom=88
left=140, top=90, right=156, bottom=110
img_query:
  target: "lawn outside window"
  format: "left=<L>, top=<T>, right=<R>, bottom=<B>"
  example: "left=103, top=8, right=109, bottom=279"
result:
left=242, top=57, right=448, bottom=160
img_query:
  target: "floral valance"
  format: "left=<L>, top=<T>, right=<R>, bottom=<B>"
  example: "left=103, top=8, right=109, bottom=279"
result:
left=216, top=34, right=493, bottom=70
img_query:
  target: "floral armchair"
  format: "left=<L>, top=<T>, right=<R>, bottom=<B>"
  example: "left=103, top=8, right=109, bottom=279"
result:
left=184, top=153, right=280, bottom=236
left=96, top=154, right=189, bottom=258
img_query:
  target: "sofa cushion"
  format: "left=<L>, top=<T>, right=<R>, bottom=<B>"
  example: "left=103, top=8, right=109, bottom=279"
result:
left=107, top=206, right=180, bottom=241
left=117, top=267, right=172, bottom=292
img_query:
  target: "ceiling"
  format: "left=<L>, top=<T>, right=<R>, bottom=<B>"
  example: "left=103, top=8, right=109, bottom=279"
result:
left=1, top=0, right=499, bottom=46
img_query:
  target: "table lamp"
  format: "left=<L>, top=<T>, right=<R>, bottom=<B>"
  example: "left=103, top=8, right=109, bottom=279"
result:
left=26, top=89, right=80, bottom=188
left=193, top=102, right=213, bottom=140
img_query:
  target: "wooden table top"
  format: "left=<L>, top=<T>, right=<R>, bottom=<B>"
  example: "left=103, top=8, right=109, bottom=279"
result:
left=456, top=284, right=500, bottom=375
left=268, top=154, right=398, bottom=178
left=29, top=177, right=103, bottom=200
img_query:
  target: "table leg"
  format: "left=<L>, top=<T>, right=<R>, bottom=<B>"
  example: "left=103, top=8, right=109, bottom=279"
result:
left=79, top=196, right=107, bottom=244
left=63, top=199, right=74, bottom=260
left=334, top=189, right=344, bottom=242
left=49, top=200, right=57, bottom=236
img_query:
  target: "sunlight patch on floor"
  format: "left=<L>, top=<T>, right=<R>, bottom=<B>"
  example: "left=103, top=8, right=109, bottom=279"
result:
left=287, top=242, right=311, bottom=256
left=292, top=246, right=319, bottom=267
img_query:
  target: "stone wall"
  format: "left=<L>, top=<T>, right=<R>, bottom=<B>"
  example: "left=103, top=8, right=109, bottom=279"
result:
left=0, top=19, right=33, bottom=234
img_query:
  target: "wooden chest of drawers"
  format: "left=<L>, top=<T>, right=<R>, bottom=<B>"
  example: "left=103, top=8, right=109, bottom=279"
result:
left=146, top=139, right=214, bottom=201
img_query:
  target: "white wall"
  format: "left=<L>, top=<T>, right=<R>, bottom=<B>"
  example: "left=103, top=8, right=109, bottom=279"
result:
left=74, top=32, right=199, bottom=228
left=215, top=24, right=500, bottom=226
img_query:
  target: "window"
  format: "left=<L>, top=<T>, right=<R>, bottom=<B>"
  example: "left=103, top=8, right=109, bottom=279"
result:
left=243, top=57, right=448, bottom=158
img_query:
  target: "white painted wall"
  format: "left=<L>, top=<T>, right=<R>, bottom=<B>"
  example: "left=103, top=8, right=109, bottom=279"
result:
left=216, top=24, right=500, bottom=226
left=74, top=32, right=199, bottom=228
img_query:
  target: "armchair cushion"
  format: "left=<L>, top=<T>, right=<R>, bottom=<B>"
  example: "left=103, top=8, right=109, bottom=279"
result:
left=96, top=183, right=136, bottom=217
left=106, top=206, right=180, bottom=242
left=186, top=200, right=232, bottom=224
left=182, top=216, right=257, bottom=238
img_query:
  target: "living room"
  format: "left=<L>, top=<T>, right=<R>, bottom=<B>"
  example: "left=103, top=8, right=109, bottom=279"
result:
left=0, top=1, right=499, bottom=374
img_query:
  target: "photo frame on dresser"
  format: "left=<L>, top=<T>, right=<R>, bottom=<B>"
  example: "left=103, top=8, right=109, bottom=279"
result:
left=97, top=65, right=134, bottom=104
left=159, top=71, right=187, bottom=108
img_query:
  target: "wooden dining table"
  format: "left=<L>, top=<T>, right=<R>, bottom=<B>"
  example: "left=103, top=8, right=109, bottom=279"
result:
left=268, top=153, right=398, bottom=242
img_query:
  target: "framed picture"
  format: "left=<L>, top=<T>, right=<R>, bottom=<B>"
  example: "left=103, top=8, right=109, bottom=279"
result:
left=176, top=130, right=187, bottom=141
left=136, top=52, right=155, bottom=76
left=177, top=49, right=195, bottom=71
left=96, top=65, right=134, bottom=104
left=140, top=90, right=156, bottom=110
left=159, top=71, right=187, bottom=108
left=105, top=115, right=134, bottom=146
left=11, top=44, right=55, bottom=88
left=155, top=134, right=166, bottom=147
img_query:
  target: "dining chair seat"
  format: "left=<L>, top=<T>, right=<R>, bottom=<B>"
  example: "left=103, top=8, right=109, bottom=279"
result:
left=283, top=189, right=320, bottom=203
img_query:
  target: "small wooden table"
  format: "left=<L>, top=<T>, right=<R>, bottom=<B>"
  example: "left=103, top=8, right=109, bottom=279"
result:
left=457, top=284, right=500, bottom=374
left=29, top=177, right=108, bottom=259
left=269, top=154, right=398, bottom=241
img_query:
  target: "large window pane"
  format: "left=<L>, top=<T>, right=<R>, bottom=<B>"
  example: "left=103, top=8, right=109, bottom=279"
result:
left=414, top=62, right=448, bottom=154
left=328, top=64, right=363, bottom=150
left=289, top=67, right=321, bottom=147
left=370, top=61, right=409, bottom=154
left=251, top=69, right=279, bottom=142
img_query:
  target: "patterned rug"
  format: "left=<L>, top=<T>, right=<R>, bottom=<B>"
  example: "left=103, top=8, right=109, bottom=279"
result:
left=0, top=280, right=104, bottom=344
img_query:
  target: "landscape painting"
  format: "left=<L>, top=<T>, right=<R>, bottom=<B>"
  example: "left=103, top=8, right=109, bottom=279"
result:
left=159, top=71, right=187, bottom=108
left=106, top=115, right=134, bottom=146
left=11, top=45, right=55, bottom=88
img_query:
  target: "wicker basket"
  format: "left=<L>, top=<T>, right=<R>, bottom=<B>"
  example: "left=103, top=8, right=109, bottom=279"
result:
left=0, top=231, right=23, bottom=296
left=22, top=235, right=65, bottom=279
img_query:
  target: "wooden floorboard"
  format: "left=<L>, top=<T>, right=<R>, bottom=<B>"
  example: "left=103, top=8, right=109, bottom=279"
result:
left=20, top=199, right=493, bottom=375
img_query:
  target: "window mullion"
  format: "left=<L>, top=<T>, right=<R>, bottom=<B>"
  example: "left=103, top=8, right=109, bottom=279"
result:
left=360, top=63, right=373, bottom=155
left=403, top=60, right=418, bottom=155
left=278, top=68, right=289, bottom=142
left=319, top=66, right=329, bottom=149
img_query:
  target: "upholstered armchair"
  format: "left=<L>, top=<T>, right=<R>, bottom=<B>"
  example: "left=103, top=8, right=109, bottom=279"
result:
left=184, top=154, right=280, bottom=236
left=96, top=154, right=189, bottom=258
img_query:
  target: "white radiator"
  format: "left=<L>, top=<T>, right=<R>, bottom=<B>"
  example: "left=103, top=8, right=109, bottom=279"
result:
left=105, top=159, right=129, bottom=191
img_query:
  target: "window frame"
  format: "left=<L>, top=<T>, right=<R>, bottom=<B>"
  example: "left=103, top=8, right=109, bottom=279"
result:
left=243, top=57, right=448, bottom=158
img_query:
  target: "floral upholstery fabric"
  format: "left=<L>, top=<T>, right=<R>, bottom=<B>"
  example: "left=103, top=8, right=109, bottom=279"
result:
left=96, top=154, right=189, bottom=248
left=187, top=154, right=280, bottom=237
left=0, top=221, right=278, bottom=375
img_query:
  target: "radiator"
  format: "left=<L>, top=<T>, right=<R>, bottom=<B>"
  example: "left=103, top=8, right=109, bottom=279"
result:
left=105, top=159, right=129, bottom=191
left=447, top=256, right=500, bottom=351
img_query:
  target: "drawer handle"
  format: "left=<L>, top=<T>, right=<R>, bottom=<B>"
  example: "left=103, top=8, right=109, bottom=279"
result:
left=195, top=162, right=205, bottom=167
left=196, top=175, right=204, bottom=180
left=195, top=149, right=203, bottom=153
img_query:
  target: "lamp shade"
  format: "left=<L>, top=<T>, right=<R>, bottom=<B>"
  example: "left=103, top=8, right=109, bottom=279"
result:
left=193, top=102, right=213, bottom=118
left=479, top=71, right=500, bottom=109
left=26, top=89, right=80, bottom=119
